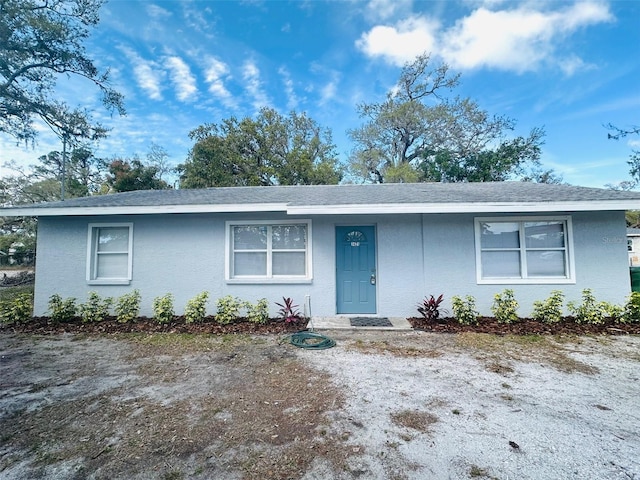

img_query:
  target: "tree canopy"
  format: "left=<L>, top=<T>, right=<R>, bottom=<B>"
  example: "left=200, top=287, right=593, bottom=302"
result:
left=348, top=53, right=547, bottom=183
left=0, top=0, right=125, bottom=144
left=606, top=122, right=640, bottom=190
left=178, top=108, right=343, bottom=188
left=105, top=157, right=170, bottom=192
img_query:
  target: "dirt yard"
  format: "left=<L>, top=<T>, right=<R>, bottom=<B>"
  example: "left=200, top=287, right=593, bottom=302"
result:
left=1, top=331, right=639, bottom=480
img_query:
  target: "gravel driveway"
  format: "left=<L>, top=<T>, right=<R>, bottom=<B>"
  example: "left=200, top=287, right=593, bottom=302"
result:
left=0, top=331, right=638, bottom=479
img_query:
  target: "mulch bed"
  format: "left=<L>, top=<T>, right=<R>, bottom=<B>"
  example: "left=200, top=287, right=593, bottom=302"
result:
left=408, top=317, right=640, bottom=335
left=2, top=316, right=307, bottom=335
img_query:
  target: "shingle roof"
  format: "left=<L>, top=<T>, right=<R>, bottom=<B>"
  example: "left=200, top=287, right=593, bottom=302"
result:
left=3, top=182, right=640, bottom=216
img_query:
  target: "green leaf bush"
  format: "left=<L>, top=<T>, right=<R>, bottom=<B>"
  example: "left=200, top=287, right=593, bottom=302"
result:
left=532, top=290, right=565, bottom=324
left=152, top=293, right=175, bottom=324
left=245, top=298, right=269, bottom=324
left=48, top=294, right=77, bottom=323
left=0, top=293, right=33, bottom=325
left=79, top=291, right=112, bottom=323
left=491, top=289, right=519, bottom=324
left=215, top=295, right=242, bottom=324
left=185, top=291, right=209, bottom=324
left=451, top=295, right=479, bottom=325
left=115, top=290, right=141, bottom=323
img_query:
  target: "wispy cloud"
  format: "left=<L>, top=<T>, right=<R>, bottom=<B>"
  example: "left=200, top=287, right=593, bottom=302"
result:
left=165, top=56, right=198, bottom=102
left=364, top=0, right=413, bottom=21
left=357, top=1, right=614, bottom=74
left=119, top=46, right=165, bottom=100
left=242, top=60, right=271, bottom=111
left=203, top=56, right=236, bottom=109
left=278, top=67, right=298, bottom=110
left=146, top=4, right=172, bottom=19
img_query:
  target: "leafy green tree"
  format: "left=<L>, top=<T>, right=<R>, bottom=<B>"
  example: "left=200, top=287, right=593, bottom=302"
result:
left=349, top=53, right=546, bottom=183
left=178, top=108, right=343, bottom=188
left=0, top=0, right=125, bottom=143
left=106, top=157, right=170, bottom=192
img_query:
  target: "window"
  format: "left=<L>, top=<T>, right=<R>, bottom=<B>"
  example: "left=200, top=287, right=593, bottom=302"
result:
left=87, top=223, right=133, bottom=284
left=226, top=220, right=311, bottom=282
left=475, top=217, right=574, bottom=284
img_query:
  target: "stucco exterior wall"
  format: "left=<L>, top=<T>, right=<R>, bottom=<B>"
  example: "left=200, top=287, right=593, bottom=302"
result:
left=33, top=210, right=630, bottom=318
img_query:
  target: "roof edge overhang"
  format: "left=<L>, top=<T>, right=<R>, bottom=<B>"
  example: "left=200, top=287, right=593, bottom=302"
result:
left=0, top=203, right=289, bottom=217
left=286, top=200, right=640, bottom=215
left=1, top=200, right=639, bottom=217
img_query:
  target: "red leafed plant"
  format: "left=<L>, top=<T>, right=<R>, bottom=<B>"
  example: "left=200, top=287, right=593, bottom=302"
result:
left=417, top=294, right=446, bottom=322
left=275, top=297, right=302, bottom=323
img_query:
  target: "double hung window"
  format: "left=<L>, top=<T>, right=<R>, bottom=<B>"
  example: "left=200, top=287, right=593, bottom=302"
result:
left=475, top=217, right=574, bottom=284
left=87, top=223, right=133, bottom=284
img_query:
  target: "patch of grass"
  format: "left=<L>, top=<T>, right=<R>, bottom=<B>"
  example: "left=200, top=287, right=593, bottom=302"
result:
left=348, top=340, right=442, bottom=358
left=0, top=284, right=34, bottom=302
left=469, top=464, right=498, bottom=479
left=456, top=333, right=598, bottom=374
left=391, top=409, right=438, bottom=433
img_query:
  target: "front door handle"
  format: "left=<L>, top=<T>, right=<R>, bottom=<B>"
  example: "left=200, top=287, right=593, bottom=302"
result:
left=370, top=274, right=376, bottom=285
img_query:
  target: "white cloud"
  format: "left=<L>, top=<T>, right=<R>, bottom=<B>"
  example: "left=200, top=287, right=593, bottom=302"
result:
left=365, top=0, right=413, bottom=21
left=356, top=16, right=439, bottom=66
left=441, top=2, right=612, bottom=73
left=242, top=60, right=271, bottom=111
left=119, top=46, right=164, bottom=100
left=165, top=56, right=198, bottom=102
left=278, top=67, right=298, bottom=110
left=204, top=56, right=236, bottom=108
left=357, top=1, right=613, bottom=74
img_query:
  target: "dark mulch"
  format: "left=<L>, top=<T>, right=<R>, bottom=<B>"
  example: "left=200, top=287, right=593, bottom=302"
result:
left=2, top=316, right=307, bottom=335
left=408, top=317, right=640, bottom=335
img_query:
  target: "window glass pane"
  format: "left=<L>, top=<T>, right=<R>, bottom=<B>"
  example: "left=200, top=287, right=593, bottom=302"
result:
left=480, top=222, right=520, bottom=248
left=481, top=251, right=521, bottom=278
left=525, top=222, right=565, bottom=248
left=233, top=226, right=267, bottom=250
left=272, top=225, right=306, bottom=249
left=526, top=251, right=566, bottom=277
left=234, top=252, right=267, bottom=275
left=273, top=252, right=306, bottom=275
left=96, top=253, right=128, bottom=278
left=97, top=227, right=129, bottom=252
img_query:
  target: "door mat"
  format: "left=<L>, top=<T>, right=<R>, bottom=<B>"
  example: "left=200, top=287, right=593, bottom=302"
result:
left=350, top=317, right=393, bottom=327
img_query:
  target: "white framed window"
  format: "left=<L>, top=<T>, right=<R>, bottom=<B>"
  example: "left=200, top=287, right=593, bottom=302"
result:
left=87, top=223, right=133, bottom=285
left=226, top=220, right=312, bottom=283
left=475, top=216, right=575, bottom=284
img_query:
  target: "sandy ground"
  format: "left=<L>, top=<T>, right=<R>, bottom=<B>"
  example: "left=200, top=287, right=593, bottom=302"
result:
left=0, top=331, right=639, bottom=479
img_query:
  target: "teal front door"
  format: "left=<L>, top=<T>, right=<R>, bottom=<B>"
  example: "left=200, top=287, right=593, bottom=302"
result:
left=336, top=226, right=376, bottom=314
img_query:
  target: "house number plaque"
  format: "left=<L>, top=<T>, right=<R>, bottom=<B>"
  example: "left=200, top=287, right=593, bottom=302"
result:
left=351, top=241, right=360, bottom=247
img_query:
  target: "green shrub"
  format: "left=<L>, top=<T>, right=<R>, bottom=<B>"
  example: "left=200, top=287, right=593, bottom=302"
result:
left=48, top=294, right=77, bottom=323
left=79, top=291, right=112, bottom=323
left=0, top=293, right=33, bottom=325
left=622, top=291, right=640, bottom=324
left=185, top=291, right=209, bottom=324
left=567, top=289, right=611, bottom=325
left=491, top=289, right=519, bottom=324
left=152, top=293, right=175, bottom=324
left=532, top=290, right=565, bottom=324
left=215, top=295, right=242, bottom=324
left=115, top=289, right=141, bottom=323
left=451, top=295, right=479, bottom=325
left=245, top=298, right=269, bottom=324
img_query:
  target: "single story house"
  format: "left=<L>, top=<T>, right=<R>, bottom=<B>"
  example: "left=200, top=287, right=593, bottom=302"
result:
left=2, top=182, right=640, bottom=319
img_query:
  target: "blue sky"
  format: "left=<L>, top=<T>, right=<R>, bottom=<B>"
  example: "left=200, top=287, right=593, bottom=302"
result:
left=2, top=0, right=639, bottom=188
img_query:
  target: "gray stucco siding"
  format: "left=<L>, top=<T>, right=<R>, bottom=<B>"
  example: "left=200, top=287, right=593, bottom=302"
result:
left=32, top=210, right=631, bottom=318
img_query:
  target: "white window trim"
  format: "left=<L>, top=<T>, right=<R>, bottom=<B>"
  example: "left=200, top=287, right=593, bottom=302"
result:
left=474, top=216, right=576, bottom=285
left=86, top=222, right=133, bottom=285
left=225, top=219, right=312, bottom=284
